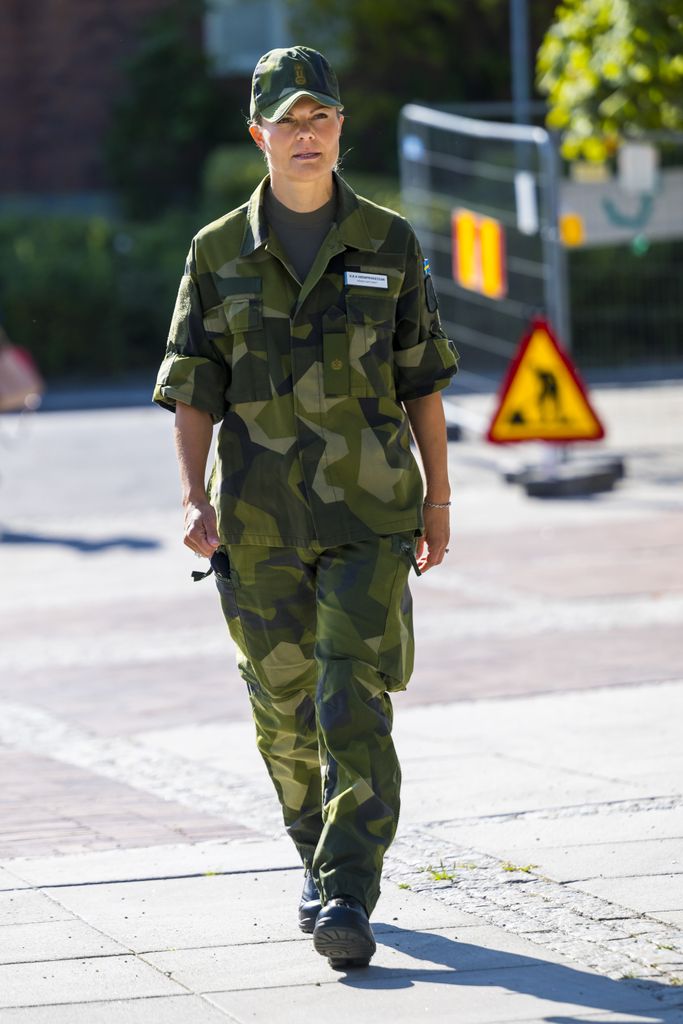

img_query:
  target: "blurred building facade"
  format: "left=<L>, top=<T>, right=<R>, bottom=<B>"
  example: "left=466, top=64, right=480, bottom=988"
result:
left=0, top=0, right=173, bottom=197
left=0, top=0, right=286, bottom=202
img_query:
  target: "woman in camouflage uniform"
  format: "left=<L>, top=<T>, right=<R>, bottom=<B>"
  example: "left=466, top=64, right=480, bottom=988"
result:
left=154, top=45, right=457, bottom=969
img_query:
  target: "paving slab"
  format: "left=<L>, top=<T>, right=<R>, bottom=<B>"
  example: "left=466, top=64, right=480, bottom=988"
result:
left=399, top=757, right=642, bottom=825
left=133, top=722, right=264, bottom=775
left=394, top=681, right=683, bottom=771
left=2, top=836, right=298, bottom=888
left=625, top=771, right=683, bottom=797
left=557, top=1015, right=683, bottom=1024
left=41, top=870, right=478, bottom=953
left=571, top=875, right=683, bottom=917
left=656, top=912, right=683, bottom=927
left=0, top=890, right=74, bottom=926
left=141, top=923, right=604, bottom=994
left=0, top=919, right=126, bottom=965
left=428, top=808, right=683, bottom=853
left=42, top=871, right=302, bottom=952
left=0, top=954, right=184, bottom=1009
left=0, top=995, right=233, bottom=1023
left=207, top=963, right=683, bottom=1024
left=435, top=838, right=683, bottom=884
left=0, top=867, right=29, bottom=891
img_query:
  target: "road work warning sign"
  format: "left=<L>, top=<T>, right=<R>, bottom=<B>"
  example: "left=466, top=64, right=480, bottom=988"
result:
left=487, top=318, right=605, bottom=444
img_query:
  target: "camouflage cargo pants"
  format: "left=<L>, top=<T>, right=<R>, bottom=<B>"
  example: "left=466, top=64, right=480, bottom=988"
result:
left=213, top=533, right=416, bottom=914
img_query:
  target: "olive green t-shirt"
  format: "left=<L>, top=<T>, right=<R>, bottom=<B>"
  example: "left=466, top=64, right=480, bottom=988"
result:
left=264, top=186, right=336, bottom=284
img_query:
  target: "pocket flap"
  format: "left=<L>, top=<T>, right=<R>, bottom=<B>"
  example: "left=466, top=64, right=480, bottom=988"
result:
left=203, top=296, right=262, bottom=335
left=323, top=324, right=350, bottom=395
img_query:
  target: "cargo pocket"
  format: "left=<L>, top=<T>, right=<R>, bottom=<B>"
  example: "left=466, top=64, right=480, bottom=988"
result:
left=212, top=548, right=242, bottom=625
left=377, top=533, right=416, bottom=691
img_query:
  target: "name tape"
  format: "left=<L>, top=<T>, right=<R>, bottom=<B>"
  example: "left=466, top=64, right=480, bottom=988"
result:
left=344, top=271, right=388, bottom=289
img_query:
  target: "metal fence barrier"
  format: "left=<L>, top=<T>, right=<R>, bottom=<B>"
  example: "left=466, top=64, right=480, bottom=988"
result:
left=399, top=103, right=568, bottom=393
left=399, top=104, right=683, bottom=389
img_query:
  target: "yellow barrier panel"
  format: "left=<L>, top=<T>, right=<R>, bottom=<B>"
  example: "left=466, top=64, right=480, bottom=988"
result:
left=452, top=208, right=507, bottom=300
left=452, top=209, right=479, bottom=291
left=479, top=216, right=506, bottom=299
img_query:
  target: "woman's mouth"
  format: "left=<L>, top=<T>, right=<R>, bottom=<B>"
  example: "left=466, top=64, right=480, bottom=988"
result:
left=293, top=152, right=321, bottom=161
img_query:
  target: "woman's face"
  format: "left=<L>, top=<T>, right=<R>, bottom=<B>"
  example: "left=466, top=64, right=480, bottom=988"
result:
left=249, top=96, right=343, bottom=188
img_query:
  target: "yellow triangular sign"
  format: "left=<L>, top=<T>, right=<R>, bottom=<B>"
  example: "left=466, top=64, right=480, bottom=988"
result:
left=487, top=318, right=605, bottom=444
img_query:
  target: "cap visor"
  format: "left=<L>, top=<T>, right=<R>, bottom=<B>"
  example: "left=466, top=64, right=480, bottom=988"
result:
left=260, top=90, right=342, bottom=122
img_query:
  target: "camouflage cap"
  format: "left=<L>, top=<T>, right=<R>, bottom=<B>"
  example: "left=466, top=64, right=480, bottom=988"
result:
left=250, top=45, right=342, bottom=122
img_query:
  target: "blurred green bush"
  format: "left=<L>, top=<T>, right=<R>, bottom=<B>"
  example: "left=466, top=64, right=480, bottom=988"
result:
left=0, top=213, right=195, bottom=379
left=201, top=145, right=267, bottom=221
left=0, top=161, right=406, bottom=380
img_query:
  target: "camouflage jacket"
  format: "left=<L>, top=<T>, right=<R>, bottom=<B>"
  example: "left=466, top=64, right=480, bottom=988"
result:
left=153, top=173, right=458, bottom=547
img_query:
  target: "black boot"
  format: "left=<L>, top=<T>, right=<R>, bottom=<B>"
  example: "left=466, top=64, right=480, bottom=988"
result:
left=298, top=869, right=322, bottom=934
left=312, top=895, right=376, bottom=968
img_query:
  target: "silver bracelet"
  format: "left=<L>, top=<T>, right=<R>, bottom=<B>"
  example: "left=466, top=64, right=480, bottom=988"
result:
left=424, top=499, right=451, bottom=509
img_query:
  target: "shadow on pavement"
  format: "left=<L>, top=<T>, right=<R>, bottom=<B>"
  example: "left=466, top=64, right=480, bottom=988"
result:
left=0, top=528, right=161, bottom=553
left=337, top=927, right=680, bottom=1021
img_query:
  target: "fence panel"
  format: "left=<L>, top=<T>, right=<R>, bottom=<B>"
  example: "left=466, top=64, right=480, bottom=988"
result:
left=399, top=104, right=567, bottom=392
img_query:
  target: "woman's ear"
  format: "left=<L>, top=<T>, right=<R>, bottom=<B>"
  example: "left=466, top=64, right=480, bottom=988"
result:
left=249, top=123, right=264, bottom=150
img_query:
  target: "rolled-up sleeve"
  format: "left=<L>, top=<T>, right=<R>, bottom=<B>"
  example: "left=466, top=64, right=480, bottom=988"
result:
left=153, top=241, right=227, bottom=423
left=393, top=231, right=459, bottom=401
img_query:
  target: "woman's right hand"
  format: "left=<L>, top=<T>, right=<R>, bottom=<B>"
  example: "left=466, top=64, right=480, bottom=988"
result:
left=183, top=500, right=219, bottom=558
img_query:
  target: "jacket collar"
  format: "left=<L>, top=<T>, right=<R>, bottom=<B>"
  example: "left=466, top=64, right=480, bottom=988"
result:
left=240, top=172, right=378, bottom=257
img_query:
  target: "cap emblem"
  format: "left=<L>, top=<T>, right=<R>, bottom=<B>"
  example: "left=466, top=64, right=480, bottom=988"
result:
left=294, top=63, right=306, bottom=85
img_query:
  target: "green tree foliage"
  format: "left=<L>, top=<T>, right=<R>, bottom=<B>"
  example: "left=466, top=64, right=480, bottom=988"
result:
left=537, top=0, right=683, bottom=161
left=285, top=0, right=557, bottom=174
left=106, top=0, right=223, bottom=218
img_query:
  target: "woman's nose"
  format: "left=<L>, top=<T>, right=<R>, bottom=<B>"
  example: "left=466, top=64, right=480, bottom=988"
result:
left=296, top=120, right=315, bottom=137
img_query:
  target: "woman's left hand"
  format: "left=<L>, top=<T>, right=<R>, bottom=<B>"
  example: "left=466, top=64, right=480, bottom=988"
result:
left=416, top=505, right=451, bottom=572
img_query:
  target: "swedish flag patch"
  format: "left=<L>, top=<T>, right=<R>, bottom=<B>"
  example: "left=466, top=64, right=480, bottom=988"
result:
left=423, top=256, right=438, bottom=312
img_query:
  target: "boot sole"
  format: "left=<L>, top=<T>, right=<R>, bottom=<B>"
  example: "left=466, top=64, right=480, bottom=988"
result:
left=313, top=923, right=375, bottom=969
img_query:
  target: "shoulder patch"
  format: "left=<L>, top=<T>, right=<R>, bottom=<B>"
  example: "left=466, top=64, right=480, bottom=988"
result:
left=424, top=260, right=439, bottom=313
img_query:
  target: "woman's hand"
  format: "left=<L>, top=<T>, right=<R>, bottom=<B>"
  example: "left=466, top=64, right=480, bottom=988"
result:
left=183, top=500, right=220, bottom=558
left=403, top=393, right=452, bottom=573
left=174, top=402, right=219, bottom=559
left=416, top=504, right=450, bottom=572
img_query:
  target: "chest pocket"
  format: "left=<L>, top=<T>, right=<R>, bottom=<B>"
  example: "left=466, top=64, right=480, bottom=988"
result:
left=340, top=256, right=404, bottom=398
left=202, top=279, right=271, bottom=404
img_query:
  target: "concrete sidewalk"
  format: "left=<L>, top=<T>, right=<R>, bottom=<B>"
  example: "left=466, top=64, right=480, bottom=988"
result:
left=1, top=382, right=682, bottom=1021
left=1, top=680, right=682, bottom=1022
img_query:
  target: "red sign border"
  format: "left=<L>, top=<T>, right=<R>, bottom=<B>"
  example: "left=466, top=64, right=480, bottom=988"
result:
left=486, top=317, right=605, bottom=444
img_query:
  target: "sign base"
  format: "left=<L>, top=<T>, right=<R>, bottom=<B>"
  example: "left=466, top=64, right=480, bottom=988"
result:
left=504, top=453, right=625, bottom=498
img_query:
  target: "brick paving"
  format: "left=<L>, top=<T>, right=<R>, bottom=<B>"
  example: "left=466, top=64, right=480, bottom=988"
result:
left=0, top=747, right=259, bottom=859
